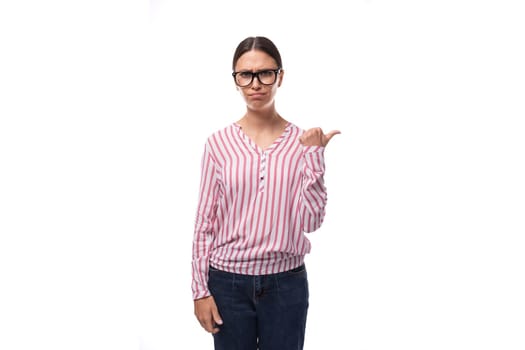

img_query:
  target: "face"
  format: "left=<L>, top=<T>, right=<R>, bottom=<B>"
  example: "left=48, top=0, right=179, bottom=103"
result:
left=234, top=49, right=284, bottom=111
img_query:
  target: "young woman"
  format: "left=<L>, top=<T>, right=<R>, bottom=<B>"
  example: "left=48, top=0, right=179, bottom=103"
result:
left=191, top=36, right=340, bottom=350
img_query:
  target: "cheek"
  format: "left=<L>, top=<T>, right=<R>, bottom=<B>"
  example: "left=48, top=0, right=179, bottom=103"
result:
left=239, top=89, right=249, bottom=99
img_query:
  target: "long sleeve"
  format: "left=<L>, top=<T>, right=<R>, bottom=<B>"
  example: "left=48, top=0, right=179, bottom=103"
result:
left=300, top=145, right=327, bottom=233
left=191, top=142, right=221, bottom=300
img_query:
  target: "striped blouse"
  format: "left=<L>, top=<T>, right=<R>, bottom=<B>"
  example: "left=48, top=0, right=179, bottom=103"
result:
left=191, top=122, right=327, bottom=300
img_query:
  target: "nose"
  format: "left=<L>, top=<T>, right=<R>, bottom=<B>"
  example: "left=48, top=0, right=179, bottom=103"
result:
left=250, top=75, right=262, bottom=89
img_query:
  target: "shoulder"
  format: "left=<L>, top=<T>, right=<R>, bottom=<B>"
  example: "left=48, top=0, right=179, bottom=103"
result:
left=203, top=123, right=241, bottom=157
left=286, top=122, right=305, bottom=135
left=205, top=123, right=237, bottom=144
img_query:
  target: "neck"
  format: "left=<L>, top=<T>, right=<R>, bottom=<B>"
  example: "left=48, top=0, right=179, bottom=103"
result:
left=240, top=105, right=283, bottom=130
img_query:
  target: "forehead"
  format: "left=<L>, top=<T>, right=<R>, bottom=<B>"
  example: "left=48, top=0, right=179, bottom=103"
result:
left=235, top=49, right=278, bottom=71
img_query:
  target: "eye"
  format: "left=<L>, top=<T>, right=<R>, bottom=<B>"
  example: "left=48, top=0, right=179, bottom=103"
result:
left=239, top=72, right=253, bottom=79
left=258, top=70, right=274, bottom=78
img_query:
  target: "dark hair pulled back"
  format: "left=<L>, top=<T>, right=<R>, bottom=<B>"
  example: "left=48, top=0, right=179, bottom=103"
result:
left=232, top=36, right=282, bottom=71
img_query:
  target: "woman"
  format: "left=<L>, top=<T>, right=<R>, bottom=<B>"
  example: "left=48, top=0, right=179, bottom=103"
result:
left=192, top=36, right=340, bottom=350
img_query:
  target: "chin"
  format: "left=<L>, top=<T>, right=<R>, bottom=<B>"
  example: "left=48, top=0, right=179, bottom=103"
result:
left=247, top=100, right=272, bottom=110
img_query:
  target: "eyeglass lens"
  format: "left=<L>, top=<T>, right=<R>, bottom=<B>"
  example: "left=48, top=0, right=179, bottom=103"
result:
left=234, top=70, right=278, bottom=87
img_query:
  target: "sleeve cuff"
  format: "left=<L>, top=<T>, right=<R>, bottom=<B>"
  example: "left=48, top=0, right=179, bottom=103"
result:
left=193, top=289, right=211, bottom=300
left=301, top=145, right=325, bottom=154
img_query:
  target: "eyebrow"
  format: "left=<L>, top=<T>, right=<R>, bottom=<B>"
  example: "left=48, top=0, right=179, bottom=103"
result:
left=235, top=68, right=280, bottom=73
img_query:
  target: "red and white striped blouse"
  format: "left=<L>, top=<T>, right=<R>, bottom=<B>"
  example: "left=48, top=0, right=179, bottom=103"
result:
left=191, top=122, right=328, bottom=300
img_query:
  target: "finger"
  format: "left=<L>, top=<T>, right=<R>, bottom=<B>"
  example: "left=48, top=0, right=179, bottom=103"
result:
left=200, top=317, right=220, bottom=334
left=212, top=307, right=223, bottom=326
left=210, top=321, right=221, bottom=334
left=324, top=130, right=341, bottom=143
left=325, top=130, right=341, bottom=139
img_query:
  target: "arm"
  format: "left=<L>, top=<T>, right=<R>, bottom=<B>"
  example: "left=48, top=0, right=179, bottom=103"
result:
left=299, top=128, right=340, bottom=232
left=192, top=142, right=224, bottom=333
left=191, top=142, right=221, bottom=300
left=300, top=146, right=327, bottom=232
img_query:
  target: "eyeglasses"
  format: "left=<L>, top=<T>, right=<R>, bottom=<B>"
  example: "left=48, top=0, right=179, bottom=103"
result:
left=232, top=68, right=281, bottom=87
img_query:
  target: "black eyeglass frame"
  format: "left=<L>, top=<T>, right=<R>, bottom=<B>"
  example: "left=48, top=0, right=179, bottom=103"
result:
left=231, top=68, right=282, bottom=87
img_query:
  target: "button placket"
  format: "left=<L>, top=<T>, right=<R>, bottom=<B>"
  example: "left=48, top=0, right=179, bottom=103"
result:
left=258, top=151, right=268, bottom=192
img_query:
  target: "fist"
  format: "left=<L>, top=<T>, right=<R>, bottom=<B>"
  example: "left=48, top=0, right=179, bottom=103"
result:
left=299, top=127, right=341, bottom=147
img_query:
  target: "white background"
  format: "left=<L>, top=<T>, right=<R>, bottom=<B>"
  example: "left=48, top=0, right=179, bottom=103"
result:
left=1, top=0, right=524, bottom=349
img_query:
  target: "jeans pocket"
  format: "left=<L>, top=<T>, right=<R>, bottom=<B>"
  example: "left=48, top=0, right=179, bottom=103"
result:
left=287, top=264, right=306, bottom=275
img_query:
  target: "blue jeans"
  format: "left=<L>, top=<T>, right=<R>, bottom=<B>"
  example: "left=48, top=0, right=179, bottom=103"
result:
left=208, top=264, right=309, bottom=350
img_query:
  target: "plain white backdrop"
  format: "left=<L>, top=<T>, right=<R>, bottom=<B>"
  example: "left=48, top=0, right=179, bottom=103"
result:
left=1, top=1, right=524, bottom=349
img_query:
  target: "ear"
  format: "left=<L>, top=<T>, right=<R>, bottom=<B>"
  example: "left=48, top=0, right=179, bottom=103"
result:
left=277, top=69, right=284, bottom=87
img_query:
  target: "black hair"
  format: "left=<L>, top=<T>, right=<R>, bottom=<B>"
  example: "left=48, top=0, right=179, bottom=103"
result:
left=232, top=36, right=283, bottom=71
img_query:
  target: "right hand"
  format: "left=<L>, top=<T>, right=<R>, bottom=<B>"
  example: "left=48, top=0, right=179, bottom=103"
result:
left=194, top=296, right=223, bottom=334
